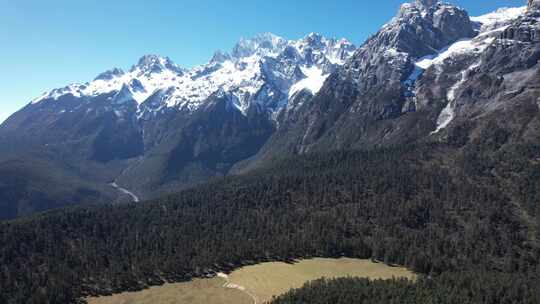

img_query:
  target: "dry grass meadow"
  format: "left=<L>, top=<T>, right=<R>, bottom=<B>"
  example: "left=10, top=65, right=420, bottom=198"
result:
left=86, top=258, right=415, bottom=304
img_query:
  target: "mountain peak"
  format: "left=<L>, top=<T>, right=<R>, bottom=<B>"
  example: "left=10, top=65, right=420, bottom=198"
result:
left=94, top=68, right=125, bottom=81
left=415, top=0, right=439, bottom=9
left=384, top=0, right=474, bottom=58
left=210, top=50, right=231, bottom=63
left=132, top=54, right=184, bottom=75
left=529, top=0, right=540, bottom=10
left=305, top=32, right=323, bottom=40
left=232, top=32, right=287, bottom=58
left=398, top=0, right=440, bottom=17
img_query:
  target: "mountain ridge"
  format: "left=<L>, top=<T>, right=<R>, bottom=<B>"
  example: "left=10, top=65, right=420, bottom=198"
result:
left=235, top=1, right=531, bottom=172
left=26, top=32, right=355, bottom=118
left=0, top=1, right=536, bottom=219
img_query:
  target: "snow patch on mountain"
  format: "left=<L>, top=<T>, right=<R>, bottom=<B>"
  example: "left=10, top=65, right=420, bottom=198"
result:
left=289, top=67, right=329, bottom=98
left=428, top=6, right=527, bottom=134
left=414, top=36, right=494, bottom=71
left=471, top=6, right=527, bottom=31
left=432, top=61, right=482, bottom=134
left=396, top=5, right=527, bottom=134
left=406, top=6, right=526, bottom=91
left=164, top=54, right=264, bottom=113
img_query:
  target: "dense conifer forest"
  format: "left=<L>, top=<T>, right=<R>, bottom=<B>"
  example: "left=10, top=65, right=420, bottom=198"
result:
left=1, top=137, right=539, bottom=303
left=271, top=274, right=540, bottom=304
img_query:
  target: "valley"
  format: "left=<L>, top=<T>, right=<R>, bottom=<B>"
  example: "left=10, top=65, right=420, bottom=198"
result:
left=86, top=258, right=415, bottom=304
left=1, top=0, right=539, bottom=303
left=109, top=182, right=140, bottom=203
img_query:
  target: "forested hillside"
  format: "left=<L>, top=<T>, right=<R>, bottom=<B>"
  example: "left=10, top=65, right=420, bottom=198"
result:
left=271, top=274, right=540, bottom=304
left=1, top=129, right=539, bottom=302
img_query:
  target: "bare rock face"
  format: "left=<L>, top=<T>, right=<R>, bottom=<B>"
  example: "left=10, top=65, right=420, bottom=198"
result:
left=244, top=0, right=536, bottom=169
left=502, top=2, right=540, bottom=43
left=255, top=1, right=476, bottom=156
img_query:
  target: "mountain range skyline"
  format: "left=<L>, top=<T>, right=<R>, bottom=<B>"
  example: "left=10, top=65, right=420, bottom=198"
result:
left=0, top=0, right=527, bottom=124
left=0, top=0, right=532, bottom=216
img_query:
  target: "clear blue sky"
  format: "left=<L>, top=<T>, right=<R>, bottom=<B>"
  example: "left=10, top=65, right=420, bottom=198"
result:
left=0, top=0, right=526, bottom=123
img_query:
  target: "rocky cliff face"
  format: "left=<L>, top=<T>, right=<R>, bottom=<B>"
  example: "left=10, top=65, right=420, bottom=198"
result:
left=241, top=0, right=477, bottom=166
left=237, top=1, right=538, bottom=172
left=444, top=2, right=540, bottom=144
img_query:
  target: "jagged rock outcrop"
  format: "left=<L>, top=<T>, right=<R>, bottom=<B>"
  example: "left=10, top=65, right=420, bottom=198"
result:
left=502, top=4, right=540, bottom=42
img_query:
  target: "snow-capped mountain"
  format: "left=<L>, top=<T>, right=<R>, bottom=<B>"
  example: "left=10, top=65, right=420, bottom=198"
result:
left=0, top=31, right=355, bottom=209
left=245, top=0, right=537, bottom=165
left=254, top=0, right=478, bottom=155
left=1, top=0, right=538, bottom=219
left=31, top=32, right=355, bottom=119
left=410, top=5, right=528, bottom=134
